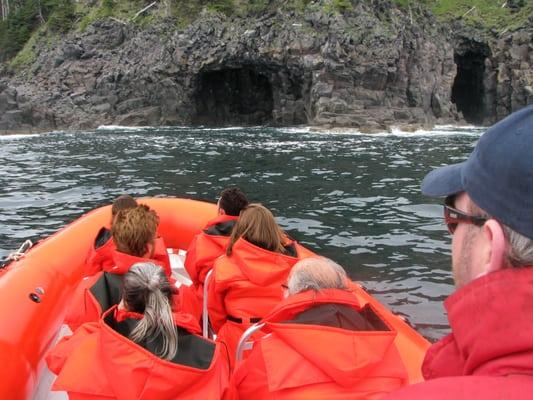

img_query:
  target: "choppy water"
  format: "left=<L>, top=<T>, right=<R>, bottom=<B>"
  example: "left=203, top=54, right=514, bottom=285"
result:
left=0, top=124, right=485, bottom=341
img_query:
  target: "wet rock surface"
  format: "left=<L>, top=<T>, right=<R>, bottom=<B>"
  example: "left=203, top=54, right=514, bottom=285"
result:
left=0, top=3, right=530, bottom=132
left=451, top=23, right=532, bottom=125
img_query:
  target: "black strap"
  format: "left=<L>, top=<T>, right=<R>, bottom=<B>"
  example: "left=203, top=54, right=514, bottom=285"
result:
left=94, top=227, right=112, bottom=249
left=227, top=315, right=262, bottom=324
left=104, top=314, right=216, bottom=369
left=89, top=272, right=123, bottom=313
left=285, top=303, right=390, bottom=332
left=204, top=220, right=236, bottom=236
left=283, top=243, right=298, bottom=257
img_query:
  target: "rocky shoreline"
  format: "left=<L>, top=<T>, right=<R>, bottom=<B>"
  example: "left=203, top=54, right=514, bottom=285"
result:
left=0, top=2, right=531, bottom=132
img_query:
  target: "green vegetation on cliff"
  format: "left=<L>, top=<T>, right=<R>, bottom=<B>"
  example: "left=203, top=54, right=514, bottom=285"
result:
left=1, top=0, right=531, bottom=66
left=402, top=0, right=532, bottom=33
left=0, top=0, right=75, bottom=62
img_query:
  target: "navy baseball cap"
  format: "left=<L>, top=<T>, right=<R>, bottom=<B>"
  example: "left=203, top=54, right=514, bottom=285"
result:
left=421, top=105, right=533, bottom=239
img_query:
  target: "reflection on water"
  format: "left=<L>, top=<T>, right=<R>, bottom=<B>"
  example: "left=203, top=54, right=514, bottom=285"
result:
left=0, top=125, right=484, bottom=341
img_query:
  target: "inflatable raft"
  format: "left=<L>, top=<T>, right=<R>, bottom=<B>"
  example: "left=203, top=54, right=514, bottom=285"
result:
left=0, top=198, right=430, bottom=400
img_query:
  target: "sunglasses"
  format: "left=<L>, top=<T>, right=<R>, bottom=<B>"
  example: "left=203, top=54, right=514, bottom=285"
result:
left=443, top=201, right=488, bottom=234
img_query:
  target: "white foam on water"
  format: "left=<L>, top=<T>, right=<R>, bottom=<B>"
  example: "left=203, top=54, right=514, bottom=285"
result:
left=435, top=124, right=480, bottom=130
left=96, top=125, right=152, bottom=131
left=280, top=126, right=313, bottom=134
left=275, top=124, right=485, bottom=138
left=4, top=123, right=485, bottom=139
left=0, top=129, right=72, bottom=139
left=0, top=133, right=39, bottom=140
left=197, top=126, right=261, bottom=131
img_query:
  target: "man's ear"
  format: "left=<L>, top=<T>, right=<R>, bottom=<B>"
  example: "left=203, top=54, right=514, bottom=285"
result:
left=146, top=240, right=155, bottom=259
left=216, top=198, right=225, bottom=215
left=482, top=219, right=507, bottom=274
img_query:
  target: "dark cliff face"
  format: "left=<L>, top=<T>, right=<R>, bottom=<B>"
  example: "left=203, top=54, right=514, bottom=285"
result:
left=451, top=24, right=533, bottom=126
left=0, top=2, right=530, bottom=132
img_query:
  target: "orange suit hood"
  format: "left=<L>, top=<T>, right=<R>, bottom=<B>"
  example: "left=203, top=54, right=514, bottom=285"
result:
left=108, top=249, right=165, bottom=276
left=51, top=306, right=229, bottom=400
left=259, top=289, right=408, bottom=391
left=223, top=238, right=301, bottom=286
left=184, top=214, right=238, bottom=284
left=100, top=312, right=227, bottom=399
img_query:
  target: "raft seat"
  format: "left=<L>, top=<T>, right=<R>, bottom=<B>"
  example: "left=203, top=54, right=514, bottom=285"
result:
left=168, top=249, right=192, bottom=287
left=38, top=325, right=72, bottom=400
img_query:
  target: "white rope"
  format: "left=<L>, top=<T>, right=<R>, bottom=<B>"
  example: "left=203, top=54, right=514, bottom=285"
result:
left=3, top=240, right=33, bottom=262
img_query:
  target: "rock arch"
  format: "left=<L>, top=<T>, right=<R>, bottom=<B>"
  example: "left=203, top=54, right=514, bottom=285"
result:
left=451, top=41, right=491, bottom=125
left=192, top=65, right=309, bottom=127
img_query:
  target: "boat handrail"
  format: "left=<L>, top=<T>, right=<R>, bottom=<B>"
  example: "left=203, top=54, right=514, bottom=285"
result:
left=235, top=322, right=265, bottom=363
left=202, top=269, right=213, bottom=338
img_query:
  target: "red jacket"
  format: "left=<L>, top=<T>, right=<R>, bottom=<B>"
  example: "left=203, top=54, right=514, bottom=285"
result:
left=208, top=237, right=314, bottom=368
left=66, top=251, right=170, bottom=331
left=85, top=227, right=115, bottom=275
left=85, top=228, right=171, bottom=278
left=231, top=288, right=409, bottom=399
left=384, top=267, right=533, bottom=400
left=185, top=214, right=238, bottom=289
left=47, top=306, right=230, bottom=400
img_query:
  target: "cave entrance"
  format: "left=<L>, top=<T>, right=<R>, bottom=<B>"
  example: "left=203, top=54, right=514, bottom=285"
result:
left=193, top=68, right=274, bottom=126
left=451, top=50, right=486, bottom=124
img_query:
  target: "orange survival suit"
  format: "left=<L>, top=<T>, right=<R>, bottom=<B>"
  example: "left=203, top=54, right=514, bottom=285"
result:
left=47, top=306, right=230, bottom=400
left=85, top=227, right=171, bottom=277
left=182, top=215, right=238, bottom=319
left=66, top=250, right=177, bottom=331
left=231, top=288, right=409, bottom=399
left=207, top=237, right=314, bottom=368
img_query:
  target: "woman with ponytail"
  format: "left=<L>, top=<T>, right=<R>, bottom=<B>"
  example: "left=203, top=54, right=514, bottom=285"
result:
left=46, top=263, right=230, bottom=400
left=120, top=262, right=179, bottom=360
left=207, top=203, right=315, bottom=369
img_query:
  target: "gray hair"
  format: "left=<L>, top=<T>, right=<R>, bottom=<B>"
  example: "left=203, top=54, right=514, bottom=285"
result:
left=287, top=257, right=348, bottom=296
left=122, top=262, right=178, bottom=360
left=470, top=200, right=533, bottom=268
left=503, top=226, right=533, bottom=268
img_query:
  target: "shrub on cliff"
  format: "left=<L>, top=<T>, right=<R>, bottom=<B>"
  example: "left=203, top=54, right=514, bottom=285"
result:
left=46, top=0, right=75, bottom=32
left=0, top=0, right=75, bottom=61
left=0, top=0, right=39, bottom=62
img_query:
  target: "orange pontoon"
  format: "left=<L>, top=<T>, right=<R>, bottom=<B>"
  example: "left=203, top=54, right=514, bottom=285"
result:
left=0, top=198, right=429, bottom=400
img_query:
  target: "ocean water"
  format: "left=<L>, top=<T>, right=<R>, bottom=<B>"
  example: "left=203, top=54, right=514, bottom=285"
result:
left=0, top=124, right=485, bottom=341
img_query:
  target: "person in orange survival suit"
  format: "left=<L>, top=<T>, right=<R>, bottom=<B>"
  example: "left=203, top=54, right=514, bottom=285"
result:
left=183, top=187, right=249, bottom=319
left=230, top=257, right=409, bottom=400
left=207, top=203, right=315, bottom=369
left=66, top=204, right=182, bottom=331
left=85, top=194, right=171, bottom=277
left=47, top=262, right=230, bottom=400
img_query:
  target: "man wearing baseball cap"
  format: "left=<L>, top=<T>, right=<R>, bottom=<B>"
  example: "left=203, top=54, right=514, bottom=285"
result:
left=385, top=105, right=533, bottom=399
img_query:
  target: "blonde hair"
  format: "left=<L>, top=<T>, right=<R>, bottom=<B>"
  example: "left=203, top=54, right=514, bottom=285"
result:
left=227, top=203, right=286, bottom=256
left=287, top=257, right=348, bottom=295
left=112, top=204, right=159, bottom=257
left=122, top=262, right=178, bottom=360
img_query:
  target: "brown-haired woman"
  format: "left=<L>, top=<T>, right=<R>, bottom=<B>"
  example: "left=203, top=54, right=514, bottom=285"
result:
left=66, top=204, right=172, bottom=331
left=85, top=194, right=137, bottom=275
left=207, top=203, right=314, bottom=369
left=84, top=197, right=171, bottom=277
left=111, top=204, right=170, bottom=276
left=48, top=263, right=230, bottom=400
